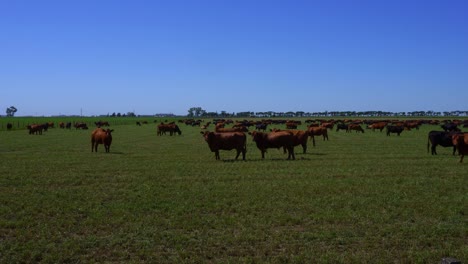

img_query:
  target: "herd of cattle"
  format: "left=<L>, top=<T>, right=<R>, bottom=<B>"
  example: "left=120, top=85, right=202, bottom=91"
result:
left=192, top=119, right=468, bottom=163
left=7, top=118, right=468, bottom=162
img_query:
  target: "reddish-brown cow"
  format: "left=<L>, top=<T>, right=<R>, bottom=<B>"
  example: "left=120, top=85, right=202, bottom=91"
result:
left=367, top=122, right=387, bottom=132
left=249, top=131, right=295, bottom=160
left=157, top=123, right=182, bottom=136
left=271, top=128, right=309, bottom=154
left=347, top=124, right=365, bottom=133
left=201, top=131, right=246, bottom=160
left=91, top=128, right=114, bottom=153
left=307, top=126, right=329, bottom=147
left=452, top=133, right=468, bottom=163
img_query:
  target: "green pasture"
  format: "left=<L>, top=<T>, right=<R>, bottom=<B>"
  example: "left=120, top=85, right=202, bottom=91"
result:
left=0, top=119, right=466, bottom=263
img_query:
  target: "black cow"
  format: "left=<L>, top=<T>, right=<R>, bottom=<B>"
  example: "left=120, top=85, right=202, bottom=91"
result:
left=441, top=123, right=460, bottom=132
left=336, top=123, right=348, bottom=132
left=255, top=123, right=268, bottom=132
left=386, top=125, right=404, bottom=136
left=7, top=123, right=13, bottom=130
left=427, top=131, right=457, bottom=155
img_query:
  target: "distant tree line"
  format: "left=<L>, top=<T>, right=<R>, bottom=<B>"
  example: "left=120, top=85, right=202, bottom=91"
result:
left=187, top=108, right=468, bottom=118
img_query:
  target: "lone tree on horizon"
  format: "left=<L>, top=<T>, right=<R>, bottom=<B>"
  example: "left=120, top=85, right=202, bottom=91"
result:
left=6, top=106, right=17, bottom=117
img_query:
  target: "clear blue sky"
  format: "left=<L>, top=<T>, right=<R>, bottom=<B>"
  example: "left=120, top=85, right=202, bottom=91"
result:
left=1, top=0, right=467, bottom=116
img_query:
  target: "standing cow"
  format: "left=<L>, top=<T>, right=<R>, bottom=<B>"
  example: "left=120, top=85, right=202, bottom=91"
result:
left=91, top=128, right=114, bottom=153
left=307, top=126, right=329, bottom=147
left=427, top=131, right=457, bottom=155
left=271, top=128, right=309, bottom=154
left=386, top=125, right=404, bottom=136
left=201, top=131, right=246, bottom=160
left=249, top=131, right=295, bottom=160
left=452, top=133, right=468, bottom=163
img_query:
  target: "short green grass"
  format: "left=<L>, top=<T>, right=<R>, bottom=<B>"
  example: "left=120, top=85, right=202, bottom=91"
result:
left=0, top=119, right=466, bottom=263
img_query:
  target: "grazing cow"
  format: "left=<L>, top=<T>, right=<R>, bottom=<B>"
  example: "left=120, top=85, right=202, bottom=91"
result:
left=95, top=121, right=110, bottom=127
left=256, top=123, right=268, bottom=132
left=136, top=121, right=141, bottom=126
left=7, top=123, right=13, bottom=130
left=59, top=122, right=65, bottom=129
left=200, top=131, right=246, bottom=160
left=91, top=128, right=113, bottom=153
left=65, top=122, right=72, bottom=129
left=367, top=122, right=387, bottom=132
left=427, top=131, right=457, bottom=155
left=271, top=128, right=309, bottom=154
left=249, top=131, right=295, bottom=160
left=307, top=126, right=329, bottom=147
left=386, top=125, right=404, bottom=136
left=285, top=122, right=298, bottom=129
left=452, top=133, right=468, bottom=163
left=27, top=124, right=44, bottom=135
left=441, top=123, right=460, bottom=132
left=74, top=122, right=88, bottom=130
left=347, top=124, right=364, bottom=133
left=157, top=123, right=182, bottom=136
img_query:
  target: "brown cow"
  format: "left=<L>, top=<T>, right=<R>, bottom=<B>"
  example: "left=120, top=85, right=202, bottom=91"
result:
left=307, top=126, right=329, bottom=147
left=321, top=122, right=334, bottom=129
left=347, top=124, right=365, bottom=133
left=249, top=131, right=295, bottom=160
left=157, top=123, right=182, bottom=136
left=271, top=128, right=309, bottom=154
left=91, top=128, right=113, bottom=153
left=367, top=122, right=387, bottom=132
left=27, top=124, right=44, bottom=135
left=74, top=122, right=88, bottom=130
left=452, top=133, right=468, bottom=163
left=201, top=131, right=246, bottom=160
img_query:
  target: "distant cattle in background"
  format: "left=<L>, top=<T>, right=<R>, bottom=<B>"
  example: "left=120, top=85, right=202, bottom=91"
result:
left=136, top=121, right=141, bottom=126
left=74, top=122, right=88, bottom=130
left=91, top=128, right=113, bottom=153
left=59, top=122, right=65, bottom=129
left=95, top=121, right=110, bottom=127
left=215, top=126, right=248, bottom=133
left=66, top=122, right=72, bottom=129
left=201, top=131, right=246, bottom=160
left=427, top=131, right=457, bottom=155
left=7, top=123, right=13, bottom=130
left=441, top=123, right=460, bottom=132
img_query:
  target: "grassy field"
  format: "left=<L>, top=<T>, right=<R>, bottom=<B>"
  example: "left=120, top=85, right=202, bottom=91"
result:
left=0, top=118, right=467, bottom=263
